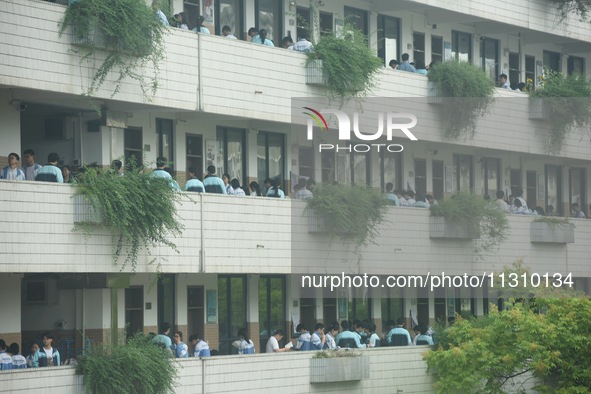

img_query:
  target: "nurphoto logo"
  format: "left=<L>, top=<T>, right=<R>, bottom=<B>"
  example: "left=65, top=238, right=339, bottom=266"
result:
left=303, top=107, right=419, bottom=152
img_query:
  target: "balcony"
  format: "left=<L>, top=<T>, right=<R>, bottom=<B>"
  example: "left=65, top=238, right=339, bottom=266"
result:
left=2, top=180, right=590, bottom=278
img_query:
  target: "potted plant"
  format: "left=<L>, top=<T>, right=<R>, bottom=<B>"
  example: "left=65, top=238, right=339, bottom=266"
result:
left=306, top=25, right=383, bottom=102
left=58, top=0, right=167, bottom=100
left=427, top=61, right=495, bottom=140
left=528, top=68, right=591, bottom=154
left=310, top=350, right=369, bottom=383
left=429, top=192, right=509, bottom=258
left=73, top=163, right=184, bottom=271
left=306, top=183, right=389, bottom=247
left=530, top=216, right=575, bottom=244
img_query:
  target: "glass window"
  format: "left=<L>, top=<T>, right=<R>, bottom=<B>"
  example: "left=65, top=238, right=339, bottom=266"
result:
left=124, top=127, right=143, bottom=168
left=257, top=132, right=285, bottom=192
left=453, top=154, right=473, bottom=192
left=184, top=1, right=200, bottom=31
left=348, top=298, right=371, bottom=322
left=413, top=32, right=425, bottom=66
left=216, top=0, right=243, bottom=39
left=525, top=55, right=536, bottom=87
left=509, top=52, right=520, bottom=88
left=319, top=12, right=333, bottom=37
left=414, top=159, right=427, bottom=196
left=186, top=286, right=204, bottom=350
left=526, top=171, right=537, bottom=211
left=337, top=149, right=370, bottom=186
left=377, top=15, right=400, bottom=64
left=452, top=31, right=471, bottom=63
left=125, top=287, right=143, bottom=339
left=216, top=127, right=246, bottom=184
left=186, top=134, right=203, bottom=179
left=296, top=6, right=311, bottom=40
left=298, top=147, right=314, bottom=179
left=218, top=276, right=246, bottom=355
left=156, top=118, right=174, bottom=169
left=543, top=50, right=561, bottom=72
left=545, top=165, right=563, bottom=215
left=569, top=168, right=586, bottom=213
left=321, top=151, right=335, bottom=182
left=482, top=158, right=500, bottom=199
left=256, top=0, right=282, bottom=45
left=480, top=37, right=499, bottom=82
left=344, top=6, right=368, bottom=36
left=381, top=288, right=403, bottom=331
left=157, top=275, right=175, bottom=337
left=259, top=276, right=286, bottom=352
left=431, top=35, right=443, bottom=65
left=432, top=160, right=444, bottom=201
left=568, top=56, right=585, bottom=75
left=380, top=150, right=402, bottom=191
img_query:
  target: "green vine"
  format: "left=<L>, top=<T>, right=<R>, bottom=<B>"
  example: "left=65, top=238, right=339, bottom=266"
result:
left=533, top=216, right=573, bottom=227
left=76, top=334, right=177, bottom=394
left=529, top=68, right=591, bottom=154
left=552, top=0, right=591, bottom=21
left=307, top=183, right=389, bottom=247
left=74, top=163, right=183, bottom=271
left=430, top=191, right=509, bottom=258
left=306, top=24, right=383, bottom=102
left=58, top=0, right=167, bottom=100
left=428, top=61, right=495, bottom=140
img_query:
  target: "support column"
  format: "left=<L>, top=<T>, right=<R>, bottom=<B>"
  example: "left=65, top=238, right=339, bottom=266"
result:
left=246, top=275, right=260, bottom=353
left=1, top=274, right=22, bottom=346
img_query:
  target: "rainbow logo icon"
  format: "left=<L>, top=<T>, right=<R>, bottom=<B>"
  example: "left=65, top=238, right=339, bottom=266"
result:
left=302, top=107, right=328, bottom=131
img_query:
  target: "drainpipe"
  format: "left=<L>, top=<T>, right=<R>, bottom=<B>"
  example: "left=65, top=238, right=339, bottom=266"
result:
left=200, top=194, right=205, bottom=273
left=197, top=33, right=203, bottom=112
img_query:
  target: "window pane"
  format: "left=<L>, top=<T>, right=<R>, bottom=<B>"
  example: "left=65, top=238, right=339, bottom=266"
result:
left=377, top=15, right=400, bottom=63
left=431, top=36, right=443, bottom=65
left=218, top=0, right=241, bottom=38
left=432, top=161, right=444, bottom=201
left=380, top=152, right=399, bottom=191
left=481, top=38, right=498, bottom=81
left=319, top=12, right=333, bottom=37
left=413, top=32, right=425, bottom=66
left=257, top=0, right=281, bottom=44
left=344, top=7, right=368, bottom=36
left=352, top=154, right=367, bottom=186
left=415, top=159, right=427, bottom=196
left=337, top=152, right=351, bottom=185
left=452, top=31, right=471, bottom=62
left=322, top=151, right=335, bottom=182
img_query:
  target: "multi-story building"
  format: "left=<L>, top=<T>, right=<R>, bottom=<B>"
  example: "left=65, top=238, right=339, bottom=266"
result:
left=1, top=0, right=590, bottom=365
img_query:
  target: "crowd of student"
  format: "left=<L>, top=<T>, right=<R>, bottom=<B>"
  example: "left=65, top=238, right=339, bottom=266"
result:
left=0, top=333, right=59, bottom=370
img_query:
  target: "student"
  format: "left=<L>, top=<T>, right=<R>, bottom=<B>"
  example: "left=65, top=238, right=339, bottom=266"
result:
left=152, top=322, right=173, bottom=349
left=365, top=323, right=381, bottom=348
left=26, top=342, right=40, bottom=368
left=265, top=329, right=291, bottom=353
left=0, top=339, right=13, bottom=370
left=192, top=15, right=210, bottom=34
left=282, top=36, right=294, bottom=50
left=294, top=324, right=313, bottom=350
left=35, top=153, right=63, bottom=183
left=0, top=152, right=25, bottom=180
left=32, top=332, right=61, bottom=367
left=171, top=331, right=189, bottom=358
left=9, top=343, right=27, bottom=369
left=237, top=328, right=255, bottom=354
left=222, top=25, right=237, bottom=39
left=184, top=167, right=205, bottom=192
left=22, top=149, right=43, bottom=180
left=310, top=323, right=326, bottom=350
left=189, top=334, right=211, bottom=357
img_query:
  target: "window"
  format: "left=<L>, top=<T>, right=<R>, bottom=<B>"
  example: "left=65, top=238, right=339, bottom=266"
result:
left=543, top=50, right=561, bottom=72
left=525, top=55, right=536, bottom=87
left=381, top=288, right=403, bottom=331
left=218, top=275, right=246, bottom=355
left=184, top=0, right=200, bottom=31
left=377, top=15, right=401, bottom=64
left=187, top=286, right=204, bottom=348
left=186, top=134, right=203, bottom=179
left=124, top=127, right=143, bottom=168
left=344, top=7, right=368, bottom=36
left=569, top=168, right=586, bottom=213
left=482, top=158, right=500, bottom=199
left=336, top=149, right=370, bottom=186
left=431, top=35, right=443, bottom=65
left=156, top=118, right=174, bottom=169
left=125, top=287, right=144, bottom=339
left=545, top=165, right=563, bottom=215
left=453, top=154, right=473, bottom=192
left=480, top=37, right=499, bottom=81
left=256, top=0, right=282, bottom=45
left=215, top=0, right=244, bottom=39
left=414, top=159, right=427, bottom=196
left=432, top=160, right=444, bottom=201
left=298, top=147, right=314, bottom=179
left=257, top=132, right=285, bottom=191
left=510, top=169, right=522, bottom=195
left=296, top=6, right=311, bottom=40
left=526, top=171, right=537, bottom=210
left=319, top=12, right=333, bottom=37
left=568, top=56, right=585, bottom=75
left=216, top=127, right=246, bottom=184
left=157, top=274, right=176, bottom=336
left=348, top=298, right=371, bottom=322
left=509, top=52, right=520, bottom=87
left=452, top=31, right=471, bottom=62
left=321, top=150, right=335, bottom=182
left=413, top=32, right=425, bottom=66
left=380, top=150, right=402, bottom=191
left=323, top=288, right=337, bottom=326
left=259, top=276, right=286, bottom=352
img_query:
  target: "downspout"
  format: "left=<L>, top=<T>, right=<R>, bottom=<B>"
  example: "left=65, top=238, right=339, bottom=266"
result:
left=200, top=194, right=205, bottom=273
left=198, top=33, right=203, bottom=112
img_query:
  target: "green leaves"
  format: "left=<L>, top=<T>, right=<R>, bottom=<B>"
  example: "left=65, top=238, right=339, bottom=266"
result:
left=58, top=0, right=166, bottom=99
left=430, top=191, right=509, bottom=258
left=307, top=25, right=383, bottom=102
left=74, top=164, right=183, bottom=271
left=529, top=68, right=591, bottom=154
left=307, top=183, right=389, bottom=247
left=428, top=61, right=495, bottom=140
left=76, top=334, right=177, bottom=394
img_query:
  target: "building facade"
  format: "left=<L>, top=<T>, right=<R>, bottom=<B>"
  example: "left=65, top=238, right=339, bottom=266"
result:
left=0, top=0, right=590, bottom=362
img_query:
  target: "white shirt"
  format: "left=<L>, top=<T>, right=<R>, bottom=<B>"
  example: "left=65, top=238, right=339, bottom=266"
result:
left=224, top=34, right=237, bottom=39
left=266, top=336, right=279, bottom=353
left=44, top=347, right=54, bottom=365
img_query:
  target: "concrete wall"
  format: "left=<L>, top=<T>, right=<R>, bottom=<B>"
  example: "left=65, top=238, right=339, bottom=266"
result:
left=0, top=347, right=435, bottom=394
